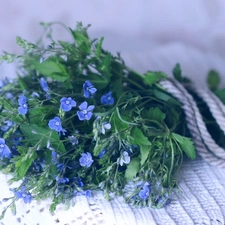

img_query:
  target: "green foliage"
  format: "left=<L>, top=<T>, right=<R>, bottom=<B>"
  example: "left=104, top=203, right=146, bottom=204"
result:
left=0, top=21, right=198, bottom=217
left=144, top=71, right=167, bottom=86
left=130, top=127, right=152, bottom=165
left=33, top=59, right=70, bottom=82
left=16, top=36, right=37, bottom=50
left=148, top=107, right=166, bottom=123
left=15, top=148, right=38, bottom=179
left=173, top=63, right=182, bottom=81
left=125, top=157, right=140, bottom=181
left=172, top=133, right=196, bottom=159
left=20, top=124, right=66, bottom=152
left=207, top=70, right=220, bottom=90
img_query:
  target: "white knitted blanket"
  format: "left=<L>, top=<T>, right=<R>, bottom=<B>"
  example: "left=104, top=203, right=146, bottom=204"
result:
left=0, top=157, right=224, bottom=225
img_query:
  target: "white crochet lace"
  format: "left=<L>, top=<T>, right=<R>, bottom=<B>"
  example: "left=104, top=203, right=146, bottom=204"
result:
left=1, top=158, right=225, bottom=225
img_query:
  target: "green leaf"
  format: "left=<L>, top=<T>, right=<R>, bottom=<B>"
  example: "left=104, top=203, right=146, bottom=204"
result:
left=69, top=24, right=91, bottom=53
left=172, top=133, right=196, bottom=159
left=15, top=148, right=37, bottom=179
left=10, top=202, right=16, bottom=215
left=125, top=157, right=140, bottom=181
left=173, top=63, right=182, bottom=81
left=153, top=89, right=172, bottom=102
left=17, top=74, right=28, bottom=90
left=0, top=209, right=7, bottom=220
left=96, top=37, right=104, bottom=57
left=29, top=106, right=54, bottom=124
left=148, top=107, right=166, bottom=123
left=130, top=127, right=152, bottom=165
left=215, top=88, right=225, bottom=104
left=33, top=59, right=69, bottom=82
left=20, top=124, right=66, bottom=153
left=207, top=70, right=220, bottom=90
left=144, top=71, right=167, bottom=86
left=100, top=54, right=111, bottom=80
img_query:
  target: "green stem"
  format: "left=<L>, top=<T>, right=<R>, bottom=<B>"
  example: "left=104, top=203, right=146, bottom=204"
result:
left=168, top=136, right=175, bottom=184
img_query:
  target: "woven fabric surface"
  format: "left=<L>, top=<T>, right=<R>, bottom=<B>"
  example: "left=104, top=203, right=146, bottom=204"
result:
left=0, top=157, right=225, bottom=225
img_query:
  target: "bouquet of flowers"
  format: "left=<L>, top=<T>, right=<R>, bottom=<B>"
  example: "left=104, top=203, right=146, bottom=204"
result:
left=0, top=22, right=204, bottom=218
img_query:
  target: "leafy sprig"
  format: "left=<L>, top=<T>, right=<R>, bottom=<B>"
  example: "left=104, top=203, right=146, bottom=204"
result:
left=0, top=22, right=196, bottom=217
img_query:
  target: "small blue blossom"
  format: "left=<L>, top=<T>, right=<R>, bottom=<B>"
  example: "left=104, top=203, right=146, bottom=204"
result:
left=155, top=194, right=170, bottom=207
left=18, top=94, right=28, bottom=105
left=11, top=186, right=32, bottom=204
left=68, top=136, right=79, bottom=145
left=0, top=138, right=11, bottom=158
left=60, top=97, right=76, bottom=112
left=139, top=185, right=150, bottom=200
left=51, top=151, right=58, bottom=164
left=48, top=117, right=63, bottom=132
left=5, top=92, right=14, bottom=99
left=55, top=176, right=69, bottom=184
left=79, top=152, right=94, bottom=168
left=85, top=190, right=92, bottom=197
left=101, top=91, right=114, bottom=105
left=18, top=103, right=28, bottom=115
left=117, top=151, right=130, bottom=166
left=98, top=149, right=106, bottom=158
left=101, top=122, right=111, bottom=134
left=73, top=177, right=84, bottom=187
left=83, top=80, right=97, bottom=98
left=1, top=120, right=13, bottom=132
left=77, top=101, right=95, bottom=121
left=40, top=77, right=49, bottom=92
left=22, top=193, right=33, bottom=204
left=18, top=94, right=28, bottom=115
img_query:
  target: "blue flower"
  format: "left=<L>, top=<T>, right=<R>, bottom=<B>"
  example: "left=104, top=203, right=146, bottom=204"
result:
left=155, top=194, right=170, bottom=207
left=98, top=149, right=106, bottom=158
left=117, top=151, right=130, bottom=166
left=55, top=176, right=69, bottom=184
left=79, top=152, right=94, bottom=168
left=48, top=117, right=63, bottom=132
left=18, top=94, right=28, bottom=105
left=85, top=190, right=92, bottom=198
left=101, top=92, right=114, bottom=105
left=73, top=177, right=84, bottom=187
left=68, top=136, right=78, bottom=145
left=18, top=103, right=28, bottom=115
left=77, top=101, right=95, bottom=121
left=101, top=122, right=111, bottom=134
left=139, top=185, right=150, bottom=200
left=22, top=193, right=33, bottom=204
left=11, top=186, right=32, bottom=204
left=51, top=151, right=58, bottom=164
left=0, top=138, right=11, bottom=158
left=1, top=120, right=13, bottom=132
left=60, top=97, right=76, bottom=112
left=40, top=77, right=49, bottom=92
left=83, top=80, right=97, bottom=98
left=18, top=94, right=28, bottom=115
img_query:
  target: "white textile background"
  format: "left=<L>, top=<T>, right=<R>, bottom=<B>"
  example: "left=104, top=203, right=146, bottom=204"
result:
left=0, top=0, right=225, bottom=86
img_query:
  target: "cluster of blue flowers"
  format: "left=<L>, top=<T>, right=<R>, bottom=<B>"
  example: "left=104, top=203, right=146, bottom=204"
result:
left=0, top=138, right=11, bottom=158
left=139, top=183, right=151, bottom=200
left=18, top=94, right=28, bottom=115
left=47, top=80, right=114, bottom=169
left=10, top=186, right=32, bottom=204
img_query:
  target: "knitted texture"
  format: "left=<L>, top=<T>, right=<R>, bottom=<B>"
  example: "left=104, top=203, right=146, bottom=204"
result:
left=1, top=158, right=225, bottom=225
